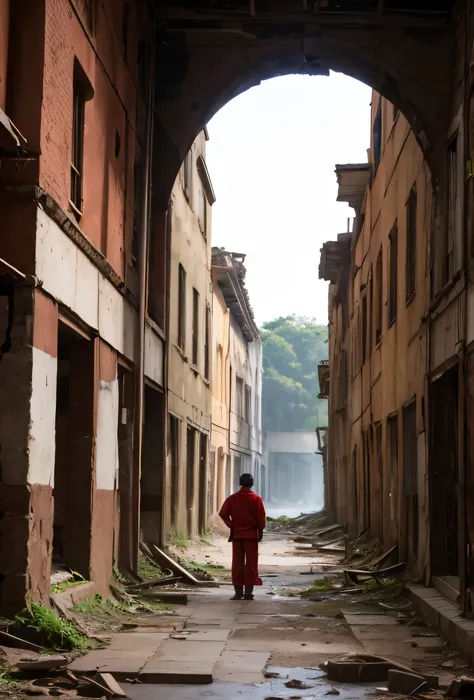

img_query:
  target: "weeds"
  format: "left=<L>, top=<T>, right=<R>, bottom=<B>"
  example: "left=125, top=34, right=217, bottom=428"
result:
left=14, top=603, right=86, bottom=651
left=137, top=553, right=165, bottom=581
left=301, top=575, right=339, bottom=597
left=186, top=561, right=225, bottom=574
left=50, top=571, right=87, bottom=595
left=168, top=532, right=189, bottom=550
left=113, top=564, right=128, bottom=585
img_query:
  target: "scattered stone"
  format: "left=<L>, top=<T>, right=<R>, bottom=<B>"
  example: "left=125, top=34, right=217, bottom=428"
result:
left=325, top=689, right=340, bottom=695
left=285, top=679, right=311, bottom=690
left=387, top=670, right=428, bottom=695
left=264, top=671, right=280, bottom=679
left=447, top=676, right=474, bottom=698
left=441, top=660, right=456, bottom=669
left=17, top=654, right=68, bottom=671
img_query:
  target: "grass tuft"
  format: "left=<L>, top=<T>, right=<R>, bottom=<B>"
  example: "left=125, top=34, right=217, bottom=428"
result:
left=14, top=603, right=86, bottom=650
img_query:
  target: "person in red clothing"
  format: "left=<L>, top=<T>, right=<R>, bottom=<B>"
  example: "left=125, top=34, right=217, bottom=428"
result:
left=218, top=472, right=266, bottom=600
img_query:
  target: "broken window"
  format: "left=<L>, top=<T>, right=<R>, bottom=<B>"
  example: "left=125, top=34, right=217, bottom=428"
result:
left=388, top=222, right=398, bottom=326
left=178, top=264, right=186, bottom=350
left=236, top=376, right=244, bottom=418
left=192, top=287, right=199, bottom=367
left=406, top=187, right=417, bottom=302
left=373, top=102, right=382, bottom=173
left=375, top=248, right=382, bottom=344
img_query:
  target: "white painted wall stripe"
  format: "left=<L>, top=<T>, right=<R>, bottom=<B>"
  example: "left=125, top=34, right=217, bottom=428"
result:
left=28, top=347, right=57, bottom=487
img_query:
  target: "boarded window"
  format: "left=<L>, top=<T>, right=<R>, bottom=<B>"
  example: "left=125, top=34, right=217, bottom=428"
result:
left=169, top=414, right=180, bottom=527
left=192, top=288, right=199, bottom=367
left=178, top=264, right=186, bottom=350
left=406, top=187, right=417, bottom=301
left=375, top=248, right=382, bottom=344
left=373, top=102, right=382, bottom=172
left=388, top=222, right=398, bottom=326
left=236, top=377, right=244, bottom=418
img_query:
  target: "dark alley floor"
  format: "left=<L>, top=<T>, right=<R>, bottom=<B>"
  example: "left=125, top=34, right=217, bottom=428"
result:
left=67, top=533, right=466, bottom=699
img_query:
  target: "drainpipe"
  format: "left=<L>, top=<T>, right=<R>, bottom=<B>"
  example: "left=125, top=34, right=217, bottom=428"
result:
left=136, top=19, right=156, bottom=543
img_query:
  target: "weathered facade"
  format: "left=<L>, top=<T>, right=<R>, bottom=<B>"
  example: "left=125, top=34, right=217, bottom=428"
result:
left=321, top=77, right=474, bottom=618
left=165, top=131, right=215, bottom=538
left=210, top=249, right=263, bottom=512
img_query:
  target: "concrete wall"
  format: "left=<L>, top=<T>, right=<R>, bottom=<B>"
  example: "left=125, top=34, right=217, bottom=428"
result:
left=165, top=131, right=213, bottom=538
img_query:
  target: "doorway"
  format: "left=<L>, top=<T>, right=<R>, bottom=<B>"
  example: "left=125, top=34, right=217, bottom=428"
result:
left=198, top=433, right=208, bottom=534
left=53, top=321, right=94, bottom=579
left=430, top=366, right=459, bottom=585
left=140, top=384, right=164, bottom=545
left=186, top=426, right=196, bottom=535
left=117, top=365, right=135, bottom=572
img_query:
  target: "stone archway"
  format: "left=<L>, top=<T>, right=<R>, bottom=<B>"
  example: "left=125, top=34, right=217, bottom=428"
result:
left=152, top=3, right=456, bottom=207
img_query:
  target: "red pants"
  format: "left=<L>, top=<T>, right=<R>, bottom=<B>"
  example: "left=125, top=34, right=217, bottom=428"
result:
left=232, top=539, right=262, bottom=586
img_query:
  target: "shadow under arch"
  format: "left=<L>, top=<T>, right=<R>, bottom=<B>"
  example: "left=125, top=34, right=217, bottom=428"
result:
left=151, top=12, right=455, bottom=208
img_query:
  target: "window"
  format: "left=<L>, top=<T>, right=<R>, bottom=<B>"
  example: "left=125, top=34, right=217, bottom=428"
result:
left=406, top=187, right=417, bottom=301
left=204, top=306, right=210, bottom=380
left=183, top=152, right=191, bottom=201
left=192, top=288, right=199, bottom=366
left=70, top=69, right=86, bottom=219
left=216, top=345, right=223, bottom=401
left=236, top=377, right=244, bottom=418
left=199, top=187, right=207, bottom=238
left=245, top=384, right=252, bottom=422
left=446, top=135, right=459, bottom=282
left=375, top=248, right=382, bottom=344
left=169, top=415, right=180, bottom=526
left=388, top=222, right=398, bottom=326
left=373, top=102, right=382, bottom=173
left=178, top=264, right=186, bottom=350
left=361, top=293, right=368, bottom=365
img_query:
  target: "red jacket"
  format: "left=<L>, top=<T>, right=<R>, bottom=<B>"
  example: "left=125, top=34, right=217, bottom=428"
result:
left=219, top=488, right=266, bottom=540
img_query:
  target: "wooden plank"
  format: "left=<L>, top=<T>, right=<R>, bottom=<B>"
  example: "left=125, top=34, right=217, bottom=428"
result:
left=147, top=544, right=219, bottom=587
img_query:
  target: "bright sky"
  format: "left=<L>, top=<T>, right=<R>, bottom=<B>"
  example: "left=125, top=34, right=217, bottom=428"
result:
left=206, top=72, right=372, bottom=327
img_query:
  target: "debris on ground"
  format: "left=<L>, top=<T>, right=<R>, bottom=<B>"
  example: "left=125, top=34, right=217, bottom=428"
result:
left=285, top=679, right=312, bottom=689
left=447, top=676, right=474, bottom=697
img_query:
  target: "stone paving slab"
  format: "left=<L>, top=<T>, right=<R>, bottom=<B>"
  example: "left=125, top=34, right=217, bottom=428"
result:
left=344, top=613, right=398, bottom=626
left=69, top=650, right=151, bottom=677
left=108, top=633, right=168, bottom=651
left=177, top=628, right=230, bottom=642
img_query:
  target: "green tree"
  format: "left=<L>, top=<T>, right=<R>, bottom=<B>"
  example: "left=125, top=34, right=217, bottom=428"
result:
left=261, top=315, right=328, bottom=432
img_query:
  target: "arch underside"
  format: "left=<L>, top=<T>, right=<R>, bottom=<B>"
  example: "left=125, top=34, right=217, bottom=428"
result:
left=152, top=6, right=455, bottom=207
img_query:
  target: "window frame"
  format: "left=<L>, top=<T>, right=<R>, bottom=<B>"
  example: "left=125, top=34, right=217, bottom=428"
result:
left=178, top=264, right=186, bottom=351
left=405, top=186, right=417, bottom=303
left=388, top=222, right=398, bottom=327
left=192, top=287, right=199, bottom=367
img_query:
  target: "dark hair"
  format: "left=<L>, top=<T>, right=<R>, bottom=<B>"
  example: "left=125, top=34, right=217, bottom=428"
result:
left=239, top=473, right=254, bottom=488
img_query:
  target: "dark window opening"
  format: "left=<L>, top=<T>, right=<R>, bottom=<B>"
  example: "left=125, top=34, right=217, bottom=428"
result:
left=361, top=293, right=368, bottom=365
left=236, top=376, right=244, bottom=418
left=70, top=72, right=86, bottom=219
left=446, top=135, right=458, bottom=283
left=115, top=130, right=121, bottom=158
left=178, top=264, right=186, bottom=350
left=375, top=248, right=383, bottom=344
left=406, top=187, right=417, bottom=301
left=373, top=102, right=382, bottom=173
left=403, top=400, right=418, bottom=559
left=192, top=287, right=199, bottom=367
left=204, top=306, right=210, bottom=380
left=388, top=222, right=398, bottom=326
left=245, top=384, right=252, bottom=423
